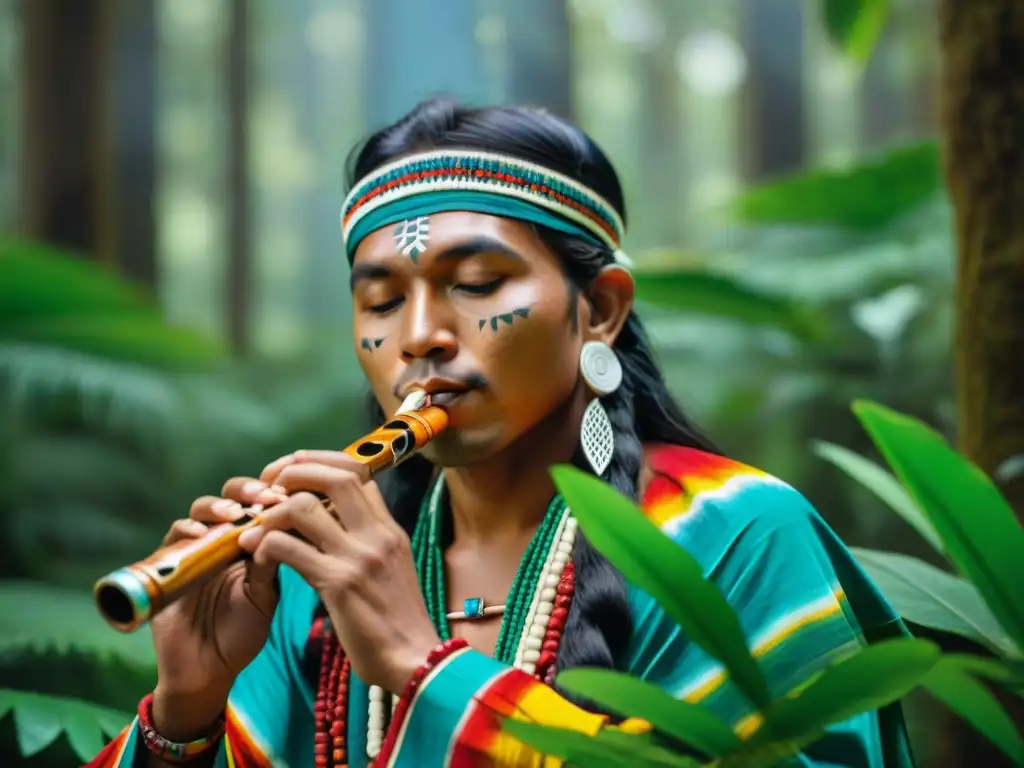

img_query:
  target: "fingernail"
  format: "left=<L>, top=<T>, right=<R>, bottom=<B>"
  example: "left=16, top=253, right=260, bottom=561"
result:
left=269, top=484, right=287, bottom=496
left=242, top=480, right=266, bottom=497
left=238, top=525, right=264, bottom=549
left=212, top=499, right=243, bottom=519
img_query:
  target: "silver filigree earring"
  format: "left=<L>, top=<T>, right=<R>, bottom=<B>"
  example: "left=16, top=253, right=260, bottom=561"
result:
left=579, top=340, right=622, bottom=477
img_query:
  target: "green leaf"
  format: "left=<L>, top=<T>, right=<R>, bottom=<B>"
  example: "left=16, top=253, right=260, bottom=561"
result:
left=850, top=548, right=1020, bottom=658
left=550, top=465, right=772, bottom=711
left=556, top=668, right=741, bottom=758
left=0, top=689, right=131, bottom=760
left=995, top=454, right=1024, bottom=484
left=922, top=655, right=1024, bottom=764
left=746, top=638, right=940, bottom=750
left=632, top=271, right=823, bottom=341
left=822, top=0, right=891, bottom=62
left=62, top=711, right=107, bottom=762
left=501, top=719, right=698, bottom=767
left=731, top=143, right=940, bottom=230
left=0, top=581, right=156, bottom=668
left=812, top=441, right=943, bottom=553
left=852, top=400, right=1024, bottom=650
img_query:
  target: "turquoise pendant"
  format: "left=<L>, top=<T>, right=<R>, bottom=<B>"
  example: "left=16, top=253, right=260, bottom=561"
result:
left=464, top=597, right=486, bottom=619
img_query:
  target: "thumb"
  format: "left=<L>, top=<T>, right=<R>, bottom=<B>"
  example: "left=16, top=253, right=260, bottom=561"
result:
left=243, top=554, right=280, bottom=616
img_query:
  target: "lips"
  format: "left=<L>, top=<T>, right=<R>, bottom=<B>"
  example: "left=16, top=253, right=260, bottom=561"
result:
left=427, top=390, right=466, bottom=407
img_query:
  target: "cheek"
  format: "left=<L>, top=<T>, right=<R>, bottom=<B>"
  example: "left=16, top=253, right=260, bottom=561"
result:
left=469, top=293, right=578, bottom=416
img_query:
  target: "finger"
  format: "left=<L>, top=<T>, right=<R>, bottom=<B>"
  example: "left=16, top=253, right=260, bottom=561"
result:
left=243, top=555, right=281, bottom=613
left=221, top=476, right=288, bottom=506
left=162, top=518, right=210, bottom=546
left=238, top=493, right=344, bottom=554
left=189, top=495, right=247, bottom=525
left=259, top=453, right=297, bottom=485
left=252, top=529, right=331, bottom=589
left=275, top=463, right=381, bottom=531
left=292, top=450, right=370, bottom=477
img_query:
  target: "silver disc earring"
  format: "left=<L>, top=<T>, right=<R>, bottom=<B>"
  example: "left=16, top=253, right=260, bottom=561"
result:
left=579, top=341, right=622, bottom=477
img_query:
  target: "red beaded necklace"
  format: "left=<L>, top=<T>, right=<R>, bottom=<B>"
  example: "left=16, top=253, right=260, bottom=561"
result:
left=312, top=561, right=576, bottom=767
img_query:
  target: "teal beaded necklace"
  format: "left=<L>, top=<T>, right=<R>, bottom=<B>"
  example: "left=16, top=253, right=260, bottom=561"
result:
left=411, top=474, right=568, bottom=665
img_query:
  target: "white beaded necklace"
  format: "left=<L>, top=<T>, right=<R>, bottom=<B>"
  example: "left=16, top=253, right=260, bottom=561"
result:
left=364, top=499, right=577, bottom=761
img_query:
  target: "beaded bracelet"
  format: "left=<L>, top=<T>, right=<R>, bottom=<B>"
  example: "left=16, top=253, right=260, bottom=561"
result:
left=137, top=693, right=226, bottom=763
left=374, top=638, right=469, bottom=765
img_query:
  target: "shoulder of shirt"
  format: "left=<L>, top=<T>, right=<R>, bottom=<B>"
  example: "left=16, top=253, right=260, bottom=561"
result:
left=638, top=442, right=820, bottom=544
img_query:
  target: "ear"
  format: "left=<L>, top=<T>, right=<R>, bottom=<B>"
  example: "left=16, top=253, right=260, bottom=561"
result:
left=583, top=265, right=634, bottom=345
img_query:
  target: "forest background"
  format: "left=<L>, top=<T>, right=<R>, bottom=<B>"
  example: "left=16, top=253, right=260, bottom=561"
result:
left=2, top=0, right=1022, bottom=765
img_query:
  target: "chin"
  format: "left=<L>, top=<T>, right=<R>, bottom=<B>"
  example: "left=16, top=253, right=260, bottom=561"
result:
left=420, top=424, right=506, bottom=467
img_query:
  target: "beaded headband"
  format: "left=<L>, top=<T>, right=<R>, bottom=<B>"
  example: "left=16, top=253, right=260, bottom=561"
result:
left=341, top=149, right=631, bottom=267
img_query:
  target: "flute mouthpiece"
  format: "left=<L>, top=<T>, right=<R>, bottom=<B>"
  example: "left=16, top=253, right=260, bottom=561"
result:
left=396, top=390, right=429, bottom=414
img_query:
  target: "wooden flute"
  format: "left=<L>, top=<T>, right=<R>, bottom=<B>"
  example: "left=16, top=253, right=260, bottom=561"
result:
left=93, top=392, right=447, bottom=633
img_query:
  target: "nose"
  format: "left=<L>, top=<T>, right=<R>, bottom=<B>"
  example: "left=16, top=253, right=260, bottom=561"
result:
left=400, top=285, right=458, bottom=363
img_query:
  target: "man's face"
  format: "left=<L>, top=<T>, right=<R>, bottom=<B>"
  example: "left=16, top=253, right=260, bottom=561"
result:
left=349, top=212, right=585, bottom=466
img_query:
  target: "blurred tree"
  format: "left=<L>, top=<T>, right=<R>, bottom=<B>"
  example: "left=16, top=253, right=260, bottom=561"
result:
left=20, top=0, right=159, bottom=289
left=365, top=0, right=487, bottom=128
left=741, top=0, right=807, bottom=177
left=939, top=3, right=1024, bottom=762
left=227, top=0, right=252, bottom=354
left=940, top=0, right=1024, bottom=520
left=505, top=0, right=573, bottom=118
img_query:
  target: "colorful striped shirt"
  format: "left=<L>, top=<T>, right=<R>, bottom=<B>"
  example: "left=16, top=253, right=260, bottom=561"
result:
left=85, top=445, right=914, bottom=768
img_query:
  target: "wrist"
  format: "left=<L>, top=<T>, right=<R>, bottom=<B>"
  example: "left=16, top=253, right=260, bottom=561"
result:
left=151, top=685, right=230, bottom=743
left=383, top=633, right=444, bottom=693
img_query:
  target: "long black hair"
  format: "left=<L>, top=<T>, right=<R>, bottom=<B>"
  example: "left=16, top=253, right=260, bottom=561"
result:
left=347, top=97, right=719, bottom=686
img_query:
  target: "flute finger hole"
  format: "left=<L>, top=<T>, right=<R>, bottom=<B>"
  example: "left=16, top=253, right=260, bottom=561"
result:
left=355, top=441, right=385, bottom=457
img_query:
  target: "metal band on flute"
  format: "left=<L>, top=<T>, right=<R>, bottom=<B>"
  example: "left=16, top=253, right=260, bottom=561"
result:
left=93, top=392, right=447, bottom=633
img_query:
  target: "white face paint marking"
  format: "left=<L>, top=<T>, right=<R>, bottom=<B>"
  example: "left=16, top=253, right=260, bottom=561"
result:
left=392, top=216, right=430, bottom=262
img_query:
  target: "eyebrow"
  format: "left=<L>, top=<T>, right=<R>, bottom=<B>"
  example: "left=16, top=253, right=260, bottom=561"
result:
left=349, top=236, right=524, bottom=290
left=433, top=236, right=525, bottom=265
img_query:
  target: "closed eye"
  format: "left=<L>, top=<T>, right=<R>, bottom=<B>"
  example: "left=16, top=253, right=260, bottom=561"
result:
left=367, top=296, right=404, bottom=314
left=455, top=277, right=505, bottom=296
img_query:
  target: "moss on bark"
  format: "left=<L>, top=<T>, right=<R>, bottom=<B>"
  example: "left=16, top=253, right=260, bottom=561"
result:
left=939, top=0, right=1024, bottom=516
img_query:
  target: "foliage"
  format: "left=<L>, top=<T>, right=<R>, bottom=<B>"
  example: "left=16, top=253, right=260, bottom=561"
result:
left=501, top=466, right=943, bottom=766
left=0, top=241, right=367, bottom=765
left=821, top=0, right=893, bottom=64
left=501, top=402, right=1024, bottom=765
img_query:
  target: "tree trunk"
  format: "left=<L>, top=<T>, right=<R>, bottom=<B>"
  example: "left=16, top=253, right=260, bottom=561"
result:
left=226, top=0, right=251, bottom=354
left=20, top=0, right=113, bottom=259
left=740, top=0, right=807, bottom=178
left=938, top=1, right=1024, bottom=764
left=505, top=0, right=573, bottom=118
left=940, top=0, right=1024, bottom=515
left=20, top=0, right=158, bottom=288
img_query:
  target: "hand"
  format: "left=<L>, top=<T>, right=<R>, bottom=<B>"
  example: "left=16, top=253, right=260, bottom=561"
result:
left=148, top=478, right=288, bottom=740
left=237, top=451, right=441, bottom=693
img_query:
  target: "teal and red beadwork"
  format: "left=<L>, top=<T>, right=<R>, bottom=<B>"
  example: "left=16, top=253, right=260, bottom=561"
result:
left=341, top=150, right=625, bottom=256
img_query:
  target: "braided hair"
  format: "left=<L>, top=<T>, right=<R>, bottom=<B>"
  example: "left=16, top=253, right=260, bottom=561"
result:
left=348, top=98, right=719, bottom=692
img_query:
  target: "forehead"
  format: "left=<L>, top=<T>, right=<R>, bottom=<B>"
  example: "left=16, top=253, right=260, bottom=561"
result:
left=351, top=211, right=552, bottom=267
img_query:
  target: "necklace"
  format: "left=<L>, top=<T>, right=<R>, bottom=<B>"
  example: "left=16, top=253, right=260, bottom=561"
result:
left=312, top=474, right=578, bottom=767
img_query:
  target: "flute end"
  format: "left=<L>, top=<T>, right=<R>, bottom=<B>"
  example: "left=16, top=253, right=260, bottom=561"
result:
left=396, top=390, right=429, bottom=414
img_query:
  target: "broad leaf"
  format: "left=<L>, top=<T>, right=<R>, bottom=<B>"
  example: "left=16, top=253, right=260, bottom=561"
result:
left=550, top=465, right=772, bottom=711
left=0, top=688, right=132, bottom=761
left=851, top=548, right=1019, bottom=658
left=556, top=668, right=741, bottom=758
left=501, top=719, right=698, bottom=767
left=745, top=638, right=939, bottom=749
left=922, top=655, right=1024, bottom=764
left=731, top=143, right=940, bottom=230
left=995, top=454, right=1024, bottom=483
left=0, top=581, right=156, bottom=668
left=632, top=271, right=822, bottom=341
left=821, top=0, right=891, bottom=62
left=812, top=441, right=943, bottom=553
left=853, top=400, right=1024, bottom=650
